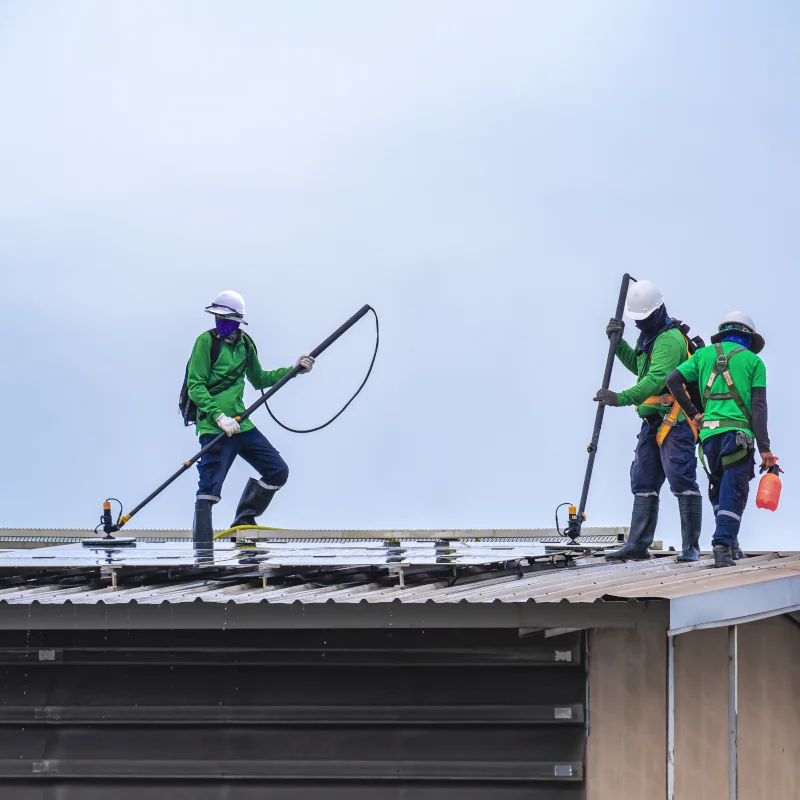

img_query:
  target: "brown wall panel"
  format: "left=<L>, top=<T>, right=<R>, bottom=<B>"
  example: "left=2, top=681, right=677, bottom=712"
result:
left=674, top=628, right=729, bottom=800
left=586, top=627, right=666, bottom=800
left=738, top=616, right=800, bottom=800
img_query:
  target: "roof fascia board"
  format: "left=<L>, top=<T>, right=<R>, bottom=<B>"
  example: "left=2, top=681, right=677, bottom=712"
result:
left=669, top=574, right=800, bottom=636
left=0, top=598, right=668, bottom=632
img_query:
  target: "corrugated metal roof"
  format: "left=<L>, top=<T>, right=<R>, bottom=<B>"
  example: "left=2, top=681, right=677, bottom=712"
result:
left=0, top=551, right=797, bottom=606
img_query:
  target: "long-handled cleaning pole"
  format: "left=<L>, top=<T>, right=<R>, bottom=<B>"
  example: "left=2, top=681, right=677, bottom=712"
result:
left=564, top=274, right=634, bottom=541
left=102, top=304, right=374, bottom=535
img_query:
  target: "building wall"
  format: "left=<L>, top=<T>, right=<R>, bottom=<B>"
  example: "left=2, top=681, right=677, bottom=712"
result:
left=0, top=626, right=588, bottom=800
left=738, top=615, right=800, bottom=800
left=586, top=627, right=667, bottom=800
left=668, top=617, right=800, bottom=800
left=674, top=627, right=729, bottom=800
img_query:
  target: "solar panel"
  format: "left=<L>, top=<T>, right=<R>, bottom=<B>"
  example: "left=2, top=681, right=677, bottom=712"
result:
left=0, top=539, right=553, bottom=569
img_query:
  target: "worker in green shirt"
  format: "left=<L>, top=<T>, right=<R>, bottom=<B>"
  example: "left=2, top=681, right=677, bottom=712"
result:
left=667, top=313, right=777, bottom=568
left=186, top=290, right=315, bottom=549
left=594, top=280, right=703, bottom=562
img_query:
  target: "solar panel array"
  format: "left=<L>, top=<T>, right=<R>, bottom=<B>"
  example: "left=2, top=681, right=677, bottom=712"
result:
left=0, top=539, right=558, bottom=569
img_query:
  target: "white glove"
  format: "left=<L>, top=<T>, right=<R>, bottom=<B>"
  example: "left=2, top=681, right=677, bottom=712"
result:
left=296, top=355, right=315, bottom=374
left=216, top=413, right=240, bottom=437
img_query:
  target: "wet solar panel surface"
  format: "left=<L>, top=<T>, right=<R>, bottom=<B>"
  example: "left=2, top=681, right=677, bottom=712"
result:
left=0, top=539, right=551, bottom=569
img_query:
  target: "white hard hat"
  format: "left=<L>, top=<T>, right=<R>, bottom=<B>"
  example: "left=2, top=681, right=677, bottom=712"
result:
left=205, top=290, right=248, bottom=324
left=711, top=311, right=765, bottom=353
left=625, top=280, right=664, bottom=321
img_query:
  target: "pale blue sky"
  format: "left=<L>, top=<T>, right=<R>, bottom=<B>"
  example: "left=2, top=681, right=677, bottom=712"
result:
left=1, top=2, right=797, bottom=550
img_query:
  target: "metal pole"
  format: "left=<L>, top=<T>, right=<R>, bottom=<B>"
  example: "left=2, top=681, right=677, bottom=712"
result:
left=584, top=631, right=591, bottom=742
left=667, top=634, right=675, bottom=800
left=567, top=273, right=634, bottom=539
left=116, top=305, right=373, bottom=529
left=728, top=625, right=739, bottom=800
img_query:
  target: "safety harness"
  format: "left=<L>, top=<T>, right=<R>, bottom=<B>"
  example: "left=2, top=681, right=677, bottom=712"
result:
left=701, top=344, right=752, bottom=430
left=697, top=343, right=754, bottom=473
left=638, top=327, right=700, bottom=447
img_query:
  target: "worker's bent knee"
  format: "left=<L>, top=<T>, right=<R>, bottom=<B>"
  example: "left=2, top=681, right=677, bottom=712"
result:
left=262, top=462, right=289, bottom=488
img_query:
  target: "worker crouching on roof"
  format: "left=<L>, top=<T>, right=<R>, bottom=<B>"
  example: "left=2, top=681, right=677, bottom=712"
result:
left=187, top=291, right=315, bottom=549
left=667, top=313, right=777, bottom=568
left=594, top=281, right=703, bottom=562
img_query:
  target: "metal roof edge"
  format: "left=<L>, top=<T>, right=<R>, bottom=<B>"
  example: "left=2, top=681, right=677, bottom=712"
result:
left=0, top=594, right=669, bottom=631
left=668, top=573, right=800, bottom=635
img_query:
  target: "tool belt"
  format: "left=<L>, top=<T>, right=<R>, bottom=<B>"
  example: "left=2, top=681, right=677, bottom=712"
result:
left=701, top=418, right=752, bottom=433
left=698, top=430, right=754, bottom=478
left=640, top=393, right=698, bottom=447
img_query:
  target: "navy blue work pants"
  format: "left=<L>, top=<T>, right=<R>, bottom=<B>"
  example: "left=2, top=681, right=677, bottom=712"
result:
left=630, top=417, right=701, bottom=499
left=700, top=431, right=756, bottom=548
left=196, top=427, right=289, bottom=502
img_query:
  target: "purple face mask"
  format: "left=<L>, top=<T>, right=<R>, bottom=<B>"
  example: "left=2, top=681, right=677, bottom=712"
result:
left=215, top=317, right=241, bottom=338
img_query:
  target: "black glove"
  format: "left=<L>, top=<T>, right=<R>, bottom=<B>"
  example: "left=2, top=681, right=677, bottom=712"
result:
left=606, top=318, right=625, bottom=340
left=594, top=389, right=620, bottom=407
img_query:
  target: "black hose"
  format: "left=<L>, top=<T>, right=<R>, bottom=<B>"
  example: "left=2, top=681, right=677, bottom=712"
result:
left=107, top=497, right=124, bottom=523
left=261, top=306, right=379, bottom=434
left=554, top=502, right=571, bottom=537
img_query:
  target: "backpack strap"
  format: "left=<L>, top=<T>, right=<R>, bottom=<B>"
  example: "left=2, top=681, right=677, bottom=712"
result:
left=205, top=331, right=253, bottom=397
left=209, top=329, right=222, bottom=366
left=702, top=344, right=752, bottom=426
left=241, top=332, right=257, bottom=360
left=209, top=329, right=256, bottom=361
left=647, top=324, right=694, bottom=362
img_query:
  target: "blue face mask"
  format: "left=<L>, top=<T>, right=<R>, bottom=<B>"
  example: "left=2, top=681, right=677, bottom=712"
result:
left=722, top=333, right=752, bottom=350
left=215, top=317, right=241, bottom=338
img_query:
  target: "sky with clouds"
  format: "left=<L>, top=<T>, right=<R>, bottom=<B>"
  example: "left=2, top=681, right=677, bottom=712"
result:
left=1, top=1, right=797, bottom=550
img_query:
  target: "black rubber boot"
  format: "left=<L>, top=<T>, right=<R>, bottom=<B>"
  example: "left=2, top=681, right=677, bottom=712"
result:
left=192, top=498, right=214, bottom=555
left=605, top=495, right=660, bottom=561
left=732, top=541, right=744, bottom=560
left=676, top=494, right=703, bottom=562
left=713, top=544, right=736, bottom=568
left=230, top=478, right=277, bottom=529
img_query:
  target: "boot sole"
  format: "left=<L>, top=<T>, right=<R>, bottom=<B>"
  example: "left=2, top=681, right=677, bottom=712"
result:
left=605, top=554, right=651, bottom=562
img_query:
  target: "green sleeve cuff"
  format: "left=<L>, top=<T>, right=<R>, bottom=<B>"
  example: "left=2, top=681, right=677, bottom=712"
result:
left=261, top=366, right=294, bottom=387
left=616, top=389, right=635, bottom=407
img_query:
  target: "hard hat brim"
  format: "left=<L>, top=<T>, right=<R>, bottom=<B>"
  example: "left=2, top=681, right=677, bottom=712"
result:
left=625, top=298, right=664, bottom=321
left=710, top=330, right=765, bottom=354
left=205, top=306, right=248, bottom=324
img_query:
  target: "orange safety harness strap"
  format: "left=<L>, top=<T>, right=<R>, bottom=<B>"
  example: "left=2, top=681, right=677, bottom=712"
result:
left=656, top=394, right=698, bottom=446
left=641, top=393, right=674, bottom=406
left=640, top=337, right=698, bottom=447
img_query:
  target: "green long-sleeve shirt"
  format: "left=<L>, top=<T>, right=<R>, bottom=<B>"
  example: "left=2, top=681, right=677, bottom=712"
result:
left=615, top=328, right=689, bottom=419
left=187, top=331, right=293, bottom=436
